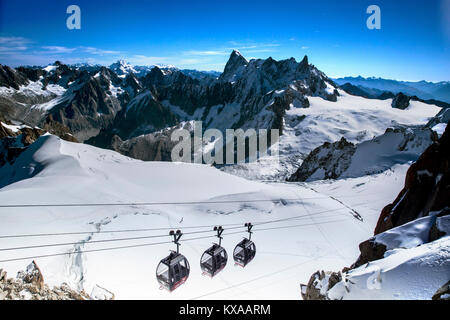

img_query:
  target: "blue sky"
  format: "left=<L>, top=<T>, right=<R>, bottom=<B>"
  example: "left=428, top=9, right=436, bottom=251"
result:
left=0, top=0, right=449, bottom=81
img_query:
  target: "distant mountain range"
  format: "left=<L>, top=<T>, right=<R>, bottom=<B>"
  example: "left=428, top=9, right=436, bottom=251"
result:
left=334, top=76, right=450, bottom=103
left=0, top=52, right=446, bottom=180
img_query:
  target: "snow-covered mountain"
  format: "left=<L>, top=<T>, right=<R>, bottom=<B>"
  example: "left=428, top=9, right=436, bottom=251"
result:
left=0, top=53, right=442, bottom=179
left=1, top=48, right=448, bottom=300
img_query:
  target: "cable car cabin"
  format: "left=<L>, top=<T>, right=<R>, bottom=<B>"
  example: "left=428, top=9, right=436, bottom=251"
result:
left=156, top=251, right=190, bottom=291
left=200, top=244, right=228, bottom=277
left=233, top=238, right=256, bottom=267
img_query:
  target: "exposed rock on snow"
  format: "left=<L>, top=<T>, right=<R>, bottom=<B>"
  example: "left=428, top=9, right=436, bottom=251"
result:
left=0, top=64, right=29, bottom=90
left=16, top=261, right=44, bottom=290
left=0, top=261, right=110, bottom=300
left=391, top=92, right=411, bottom=109
left=288, top=137, right=356, bottom=181
left=375, top=123, right=450, bottom=234
left=300, top=270, right=343, bottom=300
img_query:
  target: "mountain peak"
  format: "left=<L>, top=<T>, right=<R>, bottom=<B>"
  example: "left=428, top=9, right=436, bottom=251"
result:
left=231, top=49, right=244, bottom=57
left=297, top=55, right=309, bottom=73
left=300, top=55, right=308, bottom=65
left=109, top=60, right=136, bottom=77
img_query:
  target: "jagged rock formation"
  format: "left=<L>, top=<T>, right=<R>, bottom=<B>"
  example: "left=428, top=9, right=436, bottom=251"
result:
left=288, top=126, right=437, bottom=182
left=288, top=137, right=356, bottom=181
left=0, top=261, right=113, bottom=300
left=89, top=52, right=337, bottom=161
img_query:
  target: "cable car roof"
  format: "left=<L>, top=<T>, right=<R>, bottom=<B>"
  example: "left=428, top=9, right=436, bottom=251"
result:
left=237, top=238, right=254, bottom=249
left=203, top=243, right=225, bottom=256
left=159, top=251, right=186, bottom=266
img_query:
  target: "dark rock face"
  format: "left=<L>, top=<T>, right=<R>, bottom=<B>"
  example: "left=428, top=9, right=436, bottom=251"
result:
left=0, top=65, right=29, bottom=90
left=428, top=208, right=450, bottom=242
left=88, top=122, right=194, bottom=162
left=351, top=239, right=387, bottom=269
left=374, top=123, right=450, bottom=235
left=219, top=50, right=248, bottom=82
left=0, top=261, right=111, bottom=300
left=392, top=92, right=411, bottom=109
left=46, top=73, right=122, bottom=141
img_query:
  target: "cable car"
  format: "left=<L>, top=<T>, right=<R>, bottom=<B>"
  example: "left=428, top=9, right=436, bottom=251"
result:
left=156, top=230, right=190, bottom=291
left=200, top=226, right=228, bottom=277
left=233, top=223, right=256, bottom=267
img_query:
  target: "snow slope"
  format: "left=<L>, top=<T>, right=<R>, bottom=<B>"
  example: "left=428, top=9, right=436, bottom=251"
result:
left=0, top=135, right=406, bottom=299
left=327, top=220, right=450, bottom=300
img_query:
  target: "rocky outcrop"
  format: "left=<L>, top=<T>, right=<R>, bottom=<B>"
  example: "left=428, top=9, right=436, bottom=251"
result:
left=0, top=261, right=111, bottom=300
left=288, top=137, right=355, bottom=182
left=288, top=126, right=437, bottom=182
left=300, top=270, right=343, bottom=300
left=391, top=92, right=411, bottom=109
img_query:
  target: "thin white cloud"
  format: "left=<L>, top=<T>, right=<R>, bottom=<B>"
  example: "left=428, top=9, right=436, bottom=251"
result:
left=41, top=46, right=77, bottom=54
left=81, top=46, right=121, bottom=55
left=183, top=50, right=229, bottom=56
left=0, top=36, right=29, bottom=45
left=0, top=36, right=30, bottom=54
